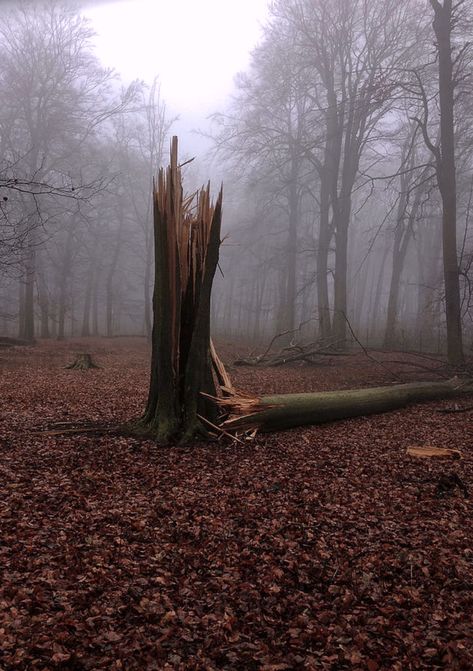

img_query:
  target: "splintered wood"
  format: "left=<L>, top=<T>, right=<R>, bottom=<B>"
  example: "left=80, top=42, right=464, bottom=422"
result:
left=139, top=136, right=225, bottom=441
left=406, top=445, right=463, bottom=459
left=152, top=138, right=223, bottom=380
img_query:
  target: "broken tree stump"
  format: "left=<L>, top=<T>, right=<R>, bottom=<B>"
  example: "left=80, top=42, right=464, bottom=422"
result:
left=65, top=353, right=100, bottom=370
left=134, top=137, right=224, bottom=443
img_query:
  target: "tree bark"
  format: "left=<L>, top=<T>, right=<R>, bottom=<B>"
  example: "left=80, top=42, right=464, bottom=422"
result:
left=143, top=237, right=153, bottom=339
left=430, top=0, right=464, bottom=365
left=81, top=267, right=94, bottom=338
left=57, top=223, right=75, bottom=341
left=221, top=378, right=473, bottom=433
left=137, top=137, right=223, bottom=443
left=316, top=171, right=333, bottom=340
left=106, top=211, right=124, bottom=338
left=19, top=228, right=36, bottom=343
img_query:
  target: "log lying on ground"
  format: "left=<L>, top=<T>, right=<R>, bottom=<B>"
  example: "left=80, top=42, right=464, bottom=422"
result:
left=219, top=378, right=473, bottom=433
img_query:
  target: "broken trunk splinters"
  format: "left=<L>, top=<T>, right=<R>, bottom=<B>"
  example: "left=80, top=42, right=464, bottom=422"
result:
left=137, top=136, right=224, bottom=443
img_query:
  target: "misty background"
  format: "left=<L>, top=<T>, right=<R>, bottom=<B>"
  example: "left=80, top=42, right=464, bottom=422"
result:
left=0, top=0, right=472, bottom=358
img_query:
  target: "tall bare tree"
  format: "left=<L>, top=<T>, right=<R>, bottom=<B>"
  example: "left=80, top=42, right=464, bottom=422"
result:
left=0, top=1, right=136, bottom=340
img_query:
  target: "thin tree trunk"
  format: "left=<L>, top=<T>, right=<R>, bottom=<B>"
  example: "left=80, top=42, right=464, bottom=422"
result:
left=21, top=239, right=35, bottom=343
left=283, top=162, right=299, bottom=337
left=57, top=225, right=74, bottom=341
left=37, top=264, right=50, bottom=339
left=430, top=0, right=464, bottom=364
left=384, top=184, right=423, bottom=347
left=144, top=236, right=153, bottom=339
left=18, top=278, right=25, bottom=340
left=106, top=212, right=124, bottom=338
left=81, top=265, right=95, bottom=337
left=316, top=175, right=333, bottom=340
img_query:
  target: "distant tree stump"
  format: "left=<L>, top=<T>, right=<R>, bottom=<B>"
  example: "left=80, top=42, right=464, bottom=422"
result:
left=65, top=353, right=100, bottom=370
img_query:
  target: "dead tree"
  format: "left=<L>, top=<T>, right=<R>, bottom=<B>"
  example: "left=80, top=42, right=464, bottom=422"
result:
left=219, top=378, right=473, bottom=433
left=136, top=137, right=223, bottom=442
left=133, top=139, right=472, bottom=444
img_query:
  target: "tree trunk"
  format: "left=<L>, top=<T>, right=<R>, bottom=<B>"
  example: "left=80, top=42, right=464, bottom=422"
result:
left=18, top=278, right=25, bottom=340
left=92, top=273, right=100, bottom=336
left=81, top=270, right=94, bottom=337
left=316, top=174, right=333, bottom=341
left=332, top=216, right=349, bottom=343
left=367, top=245, right=390, bottom=345
left=106, top=211, right=124, bottom=338
left=144, top=236, right=153, bottom=339
left=57, top=224, right=75, bottom=341
left=136, top=137, right=223, bottom=443
left=221, top=378, right=473, bottom=433
left=19, top=230, right=36, bottom=343
left=282, top=159, right=299, bottom=337
left=430, top=0, right=464, bottom=365
left=384, top=185, right=424, bottom=348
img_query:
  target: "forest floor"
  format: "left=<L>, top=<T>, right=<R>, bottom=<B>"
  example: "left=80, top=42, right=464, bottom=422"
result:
left=0, top=338, right=472, bottom=670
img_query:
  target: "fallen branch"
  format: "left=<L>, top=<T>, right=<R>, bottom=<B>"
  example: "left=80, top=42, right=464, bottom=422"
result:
left=32, top=425, right=118, bottom=437
left=234, top=339, right=345, bottom=367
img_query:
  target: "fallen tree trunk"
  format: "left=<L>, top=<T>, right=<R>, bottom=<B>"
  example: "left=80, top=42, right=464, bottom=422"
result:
left=219, top=378, right=473, bottom=433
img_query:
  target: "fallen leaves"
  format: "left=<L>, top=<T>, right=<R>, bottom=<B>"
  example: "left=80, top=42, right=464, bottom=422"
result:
left=0, top=339, right=472, bottom=669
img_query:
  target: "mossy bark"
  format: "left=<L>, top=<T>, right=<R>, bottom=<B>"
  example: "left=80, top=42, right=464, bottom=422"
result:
left=221, top=378, right=473, bottom=433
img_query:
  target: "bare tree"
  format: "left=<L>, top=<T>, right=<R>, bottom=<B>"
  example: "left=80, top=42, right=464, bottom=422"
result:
left=211, top=21, right=314, bottom=337
left=283, top=0, right=419, bottom=344
left=0, top=0, right=136, bottom=340
left=409, top=0, right=471, bottom=363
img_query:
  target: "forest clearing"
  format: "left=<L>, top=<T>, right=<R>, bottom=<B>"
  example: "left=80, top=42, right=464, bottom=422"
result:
left=0, top=338, right=472, bottom=670
left=1, top=0, right=473, bottom=668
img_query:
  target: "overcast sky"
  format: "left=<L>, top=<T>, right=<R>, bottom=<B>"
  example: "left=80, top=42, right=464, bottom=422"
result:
left=81, top=0, right=269, bottom=149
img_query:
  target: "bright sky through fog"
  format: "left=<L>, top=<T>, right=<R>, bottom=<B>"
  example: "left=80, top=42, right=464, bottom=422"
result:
left=84, top=0, right=269, bottom=125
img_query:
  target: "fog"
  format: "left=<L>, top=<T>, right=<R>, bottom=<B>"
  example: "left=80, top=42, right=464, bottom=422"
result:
left=0, top=0, right=472, bottom=361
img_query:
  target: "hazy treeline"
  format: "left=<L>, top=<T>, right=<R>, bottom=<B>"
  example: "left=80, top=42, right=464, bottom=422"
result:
left=0, top=0, right=472, bottom=360
left=0, top=1, right=174, bottom=340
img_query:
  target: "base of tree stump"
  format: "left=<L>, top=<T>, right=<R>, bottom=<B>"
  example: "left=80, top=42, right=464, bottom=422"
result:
left=65, top=353, right=100, bottom=370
